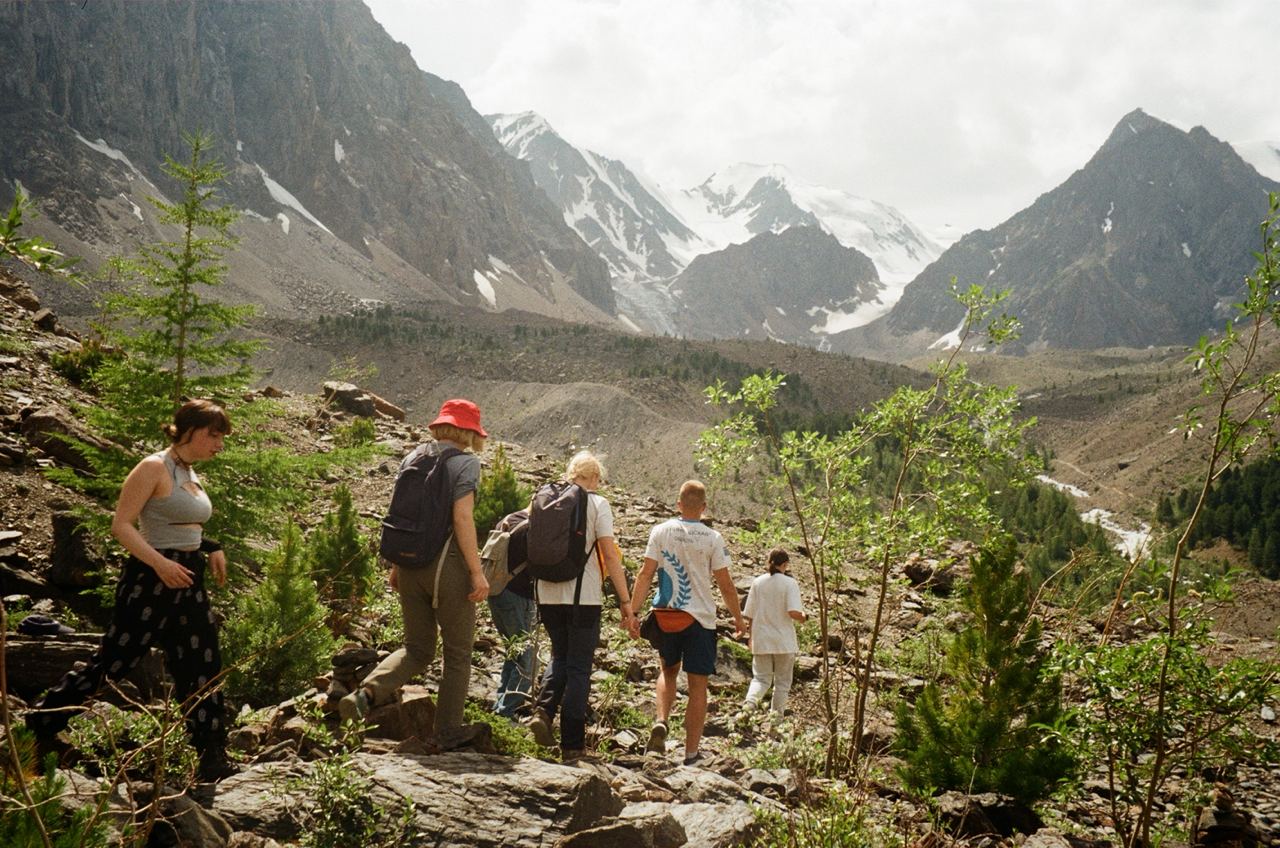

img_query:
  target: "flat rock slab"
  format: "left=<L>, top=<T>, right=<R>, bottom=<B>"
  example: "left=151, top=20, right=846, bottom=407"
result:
left=213, top=752, right=623, bottom=847
left=622, top=800, right=763, bottom=848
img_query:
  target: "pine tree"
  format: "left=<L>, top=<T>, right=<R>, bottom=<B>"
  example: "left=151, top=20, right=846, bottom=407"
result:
left=46, top=133, right=372, bottom=568
left=473, top=443, right=531, bottom=540
left=222, top=521, right=336, bottom=706
left=894, top=538, right=1075, bottom=802
left=91, top=131, right=258, bottom=441
left=307, top=484, right=377, bottom=632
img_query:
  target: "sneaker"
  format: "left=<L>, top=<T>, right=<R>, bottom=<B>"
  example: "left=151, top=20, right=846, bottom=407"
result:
left=526, top=709, right=555, bottom=748
left=682, top=751, right=706, bottom=767
left=338, top=687, right=371, bottom=722
left=645, top=722, right=668, bottom=754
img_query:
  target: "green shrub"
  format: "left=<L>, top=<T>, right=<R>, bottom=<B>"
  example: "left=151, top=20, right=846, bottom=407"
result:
left=0, top=727, right=113, bottom=848
left=287, top=751, right=416, bottom=848
left=334, top=417, right=377, bottom=448
left=66, top=701, right=198, bottom=787
left=49, top=337, right=115, bottom=386
left=1062, top=614, right=1276, bottom=846
left=462, top=702, right=549, bottom=759
left=307, top=484, right=377, bottom=631
left=222, top=521, right=336, bottom=706
left=894, top=538, right=1074, bottom=802
left=473, top=444, right=531, bottom=539
left=750, top=786, right=897, bottom=848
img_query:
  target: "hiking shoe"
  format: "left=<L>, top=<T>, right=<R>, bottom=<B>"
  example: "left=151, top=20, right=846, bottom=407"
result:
left=682, top=751, right=706, bottom=767
left=645, top=722, right=668, bottom=754
left=560, top=748, right=592, bottom=764
left=338, top=687, right=371, bottom=722
left=526, top=709, right=555, bottom=748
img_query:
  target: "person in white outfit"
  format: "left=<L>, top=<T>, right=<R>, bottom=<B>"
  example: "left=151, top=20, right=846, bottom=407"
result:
left=742, top=547, right=806, bottom=716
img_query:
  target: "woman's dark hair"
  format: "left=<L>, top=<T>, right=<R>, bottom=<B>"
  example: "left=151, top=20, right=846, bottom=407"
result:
left=165, top=399, right=232, bottom=443
left=767, top=547, right=790, bottom=574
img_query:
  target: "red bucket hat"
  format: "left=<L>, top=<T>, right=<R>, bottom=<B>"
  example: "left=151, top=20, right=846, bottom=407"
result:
left=430, top=398, right=487, bottom=438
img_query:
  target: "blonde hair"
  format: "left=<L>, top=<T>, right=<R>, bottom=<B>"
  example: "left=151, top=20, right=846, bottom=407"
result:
left=678, top=480, right=706, bottom=510
left=430, top=423, right=486, bottom=453
left=566, top=450, right=606, bottom=484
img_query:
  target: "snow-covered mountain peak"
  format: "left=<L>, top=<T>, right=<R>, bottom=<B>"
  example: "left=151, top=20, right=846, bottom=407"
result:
left=672, top=162, right=942, bottom=284
left=697, top=162, right=796, bottom=205
left=490, top=111, right=559, bottom=160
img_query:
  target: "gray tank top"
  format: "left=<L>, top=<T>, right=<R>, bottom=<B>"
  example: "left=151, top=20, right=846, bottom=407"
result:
left=138, top=451, right=213, bottom=551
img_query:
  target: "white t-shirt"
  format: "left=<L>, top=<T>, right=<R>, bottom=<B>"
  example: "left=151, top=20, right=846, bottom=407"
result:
left=743, top=572, right=804, bottom=654
left=643, top=518, right=732, bottom=630
left=536, top=493, right=614, bottom=606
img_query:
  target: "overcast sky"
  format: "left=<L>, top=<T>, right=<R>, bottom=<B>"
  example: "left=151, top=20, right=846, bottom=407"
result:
left=365, top=0, right=1278, bottom=243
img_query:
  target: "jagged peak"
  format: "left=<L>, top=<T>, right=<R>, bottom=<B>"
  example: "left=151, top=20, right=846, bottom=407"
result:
left=1099, top=108, right=1180, bottom=152
left=488, top=110, right=558, bottom=139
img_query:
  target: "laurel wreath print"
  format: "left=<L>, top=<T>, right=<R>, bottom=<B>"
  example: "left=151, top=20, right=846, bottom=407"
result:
left=662, top=550, right=694, bottom=608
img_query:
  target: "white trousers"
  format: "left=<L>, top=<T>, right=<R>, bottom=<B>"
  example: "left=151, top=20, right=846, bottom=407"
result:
left=744, top=652, right=796, bottom=715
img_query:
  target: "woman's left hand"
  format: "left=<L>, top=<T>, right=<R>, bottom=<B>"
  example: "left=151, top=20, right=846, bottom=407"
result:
left=209, top=549, right=227, bottom=587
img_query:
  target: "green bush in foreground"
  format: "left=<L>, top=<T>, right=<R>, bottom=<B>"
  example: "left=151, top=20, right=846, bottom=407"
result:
left=222, top=521, right=336, bottom=706
left=894, top=538, right=1074, bottom=802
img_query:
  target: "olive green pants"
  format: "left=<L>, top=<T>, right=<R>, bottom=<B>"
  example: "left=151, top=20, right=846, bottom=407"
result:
left=363, top=543, right=475, bottom=735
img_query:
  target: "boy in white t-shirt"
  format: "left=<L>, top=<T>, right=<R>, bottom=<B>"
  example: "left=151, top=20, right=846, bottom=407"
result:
left=631, top=480, right=746, bottom=766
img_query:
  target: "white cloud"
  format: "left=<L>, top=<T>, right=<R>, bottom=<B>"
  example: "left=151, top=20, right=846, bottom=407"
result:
left=366, top=0, right=1280, bottom=237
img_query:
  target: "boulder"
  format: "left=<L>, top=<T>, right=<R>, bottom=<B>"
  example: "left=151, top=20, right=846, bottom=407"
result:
left=2, top=635, right=165, bottom=701
left=19, top=404, right=114, bottom=471
left=214, top=753, right=624, bottom=847
left=934, top=791, right=1044, bottom=838
left=48, top=510, right=108, bottom=589
left=555, top=811, right=686, bottom=848
left=622, top=800, right=761, bottom=848
left=322, top=381, right=376, bottom=417
left=134, top=782, right=233, bottom=848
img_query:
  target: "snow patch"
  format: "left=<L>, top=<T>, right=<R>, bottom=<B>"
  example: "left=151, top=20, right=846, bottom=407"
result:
left=255, top=164, right=333, bottom=235
left=617, top=314, right=642, bottom=333
left=472, top=270, right=497, bottom=308
left=236, top=140, right=243, bottom=152
left=1081, top=509, right=1152, bottom=561
left=1181, top=242, right=1192, bottom=258
left=276, top=213, right=290, bottom=235
left=1036, top=475, right=1089, bottom=498
left=240, top=209, right=270, bottom=223
left=928, top=317, right=967, bottom=350
left=334, top=139, right=346, bottom=164
left=74, top=131, right=149, bottom=184
left=120, top=193, right=143, bottom=221
left=1102, top=201, right=1114, bottom=234
left=488, top=255, right=528, bottom=287
left=775, top=306, right=786, bottom=316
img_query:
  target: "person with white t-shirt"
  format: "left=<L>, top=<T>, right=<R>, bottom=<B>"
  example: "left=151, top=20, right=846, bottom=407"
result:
left=631, top=480, right=746, bottom=766
left=743, top=547, right=806, bottom=716
left=526, top=452, right=636, bottom=761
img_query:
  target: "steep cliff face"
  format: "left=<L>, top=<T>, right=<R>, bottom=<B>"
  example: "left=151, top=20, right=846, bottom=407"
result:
left=0, top=0, right=614, bottom=317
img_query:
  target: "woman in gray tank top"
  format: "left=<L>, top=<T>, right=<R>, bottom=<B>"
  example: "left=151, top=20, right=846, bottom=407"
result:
left=28, top=399, right=237, bottom=781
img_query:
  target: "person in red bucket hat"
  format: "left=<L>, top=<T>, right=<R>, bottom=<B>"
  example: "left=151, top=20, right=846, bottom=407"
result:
left=341, top=398, right=490, bottom=750
left=430, top=398, right=488, bottom=438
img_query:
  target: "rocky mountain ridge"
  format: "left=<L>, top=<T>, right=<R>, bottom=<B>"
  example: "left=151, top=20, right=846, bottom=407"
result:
left=0, top=0, right=615, bottom=324
left=839, top=109, right=1280, bottom=358
left=488, top=113, right=941, bottom=339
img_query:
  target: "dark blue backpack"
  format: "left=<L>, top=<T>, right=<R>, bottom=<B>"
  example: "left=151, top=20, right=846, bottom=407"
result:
left=379, top=445, right=462, bottom=569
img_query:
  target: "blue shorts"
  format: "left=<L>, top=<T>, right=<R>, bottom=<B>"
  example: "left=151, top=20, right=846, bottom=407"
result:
left=659, top=623, right=718, bottom=676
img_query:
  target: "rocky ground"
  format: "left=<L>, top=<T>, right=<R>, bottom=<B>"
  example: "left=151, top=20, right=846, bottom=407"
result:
left=3, top=263, right=1279, bottom=847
